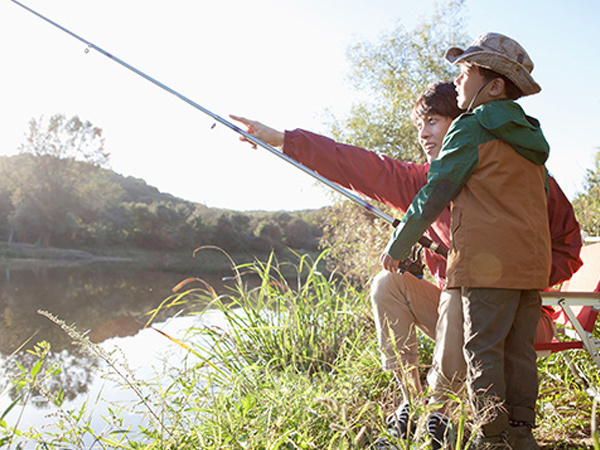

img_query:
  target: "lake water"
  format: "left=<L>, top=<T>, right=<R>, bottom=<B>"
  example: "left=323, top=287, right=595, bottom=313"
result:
left=0, top=260, right=232, bottom=444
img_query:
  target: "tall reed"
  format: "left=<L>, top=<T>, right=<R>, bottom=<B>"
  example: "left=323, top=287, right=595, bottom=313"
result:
left=1, top=250, right=598, bottom=448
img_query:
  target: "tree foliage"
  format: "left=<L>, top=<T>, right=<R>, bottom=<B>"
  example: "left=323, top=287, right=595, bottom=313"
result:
left=572, top=149, right=600, bottom=238
left=330, top=0, right=468, bottom=163
left=0, top=114, right=323, bottom=253
left=21, top=114, right=109, bottom=165
left=323, top=1, right=469, bottom=282
left=319, top=202, right=391, bottom=282
left=2, top=114, right=120, bottom=246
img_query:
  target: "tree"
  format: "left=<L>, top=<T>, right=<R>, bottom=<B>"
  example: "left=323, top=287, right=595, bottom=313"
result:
left=0, top=158, right=16, bottom=242
left=212, top=212, right=252, bottom=253
left=321, top=1, right=469, bottom=282
left=319, top=202, right=391, bottom=283
left=572, top=148, right=600, bottom=238
left=283, top=217, right=318, bottom=250
left=6, top=114, right=122, bottom=246
left=252, top=220, right=283, bottom=252
left=330, top=0, right=468, bottom=162
left=21, top=114, right=109, bottom=165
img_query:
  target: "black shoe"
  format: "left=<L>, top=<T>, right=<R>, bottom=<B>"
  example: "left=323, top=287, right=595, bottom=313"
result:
left=375, top=436, right=401, bottom=450
left=470, top=431, right=511, bottom=449
left=385, top=402, right=411, bottom=440
left=507, top=424, right=540, bottom=449
left=426, top=413, right=453, bottom=450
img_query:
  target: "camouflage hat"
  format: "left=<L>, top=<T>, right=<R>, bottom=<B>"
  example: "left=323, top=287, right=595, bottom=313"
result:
left=445, top=32, right=541, bottom=96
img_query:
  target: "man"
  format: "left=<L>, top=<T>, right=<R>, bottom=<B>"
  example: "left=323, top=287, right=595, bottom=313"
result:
left=231, top=75, right=581, bottom=448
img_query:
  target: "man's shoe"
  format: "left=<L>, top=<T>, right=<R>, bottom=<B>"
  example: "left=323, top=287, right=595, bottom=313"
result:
left=470, top=431, right=512, bottom=449
left=506, top=425, right=540, bottom=450
left=375, top=403, right=412, bottom=449
left=385, top=402, right=411, bottom=440
left=426, top=413, right=453, bottom=450
left=375, top=436, right=401, bottom=450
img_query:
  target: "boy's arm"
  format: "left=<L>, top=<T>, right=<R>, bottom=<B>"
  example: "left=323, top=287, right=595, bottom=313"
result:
left=384, top=125, right=479, bottom=262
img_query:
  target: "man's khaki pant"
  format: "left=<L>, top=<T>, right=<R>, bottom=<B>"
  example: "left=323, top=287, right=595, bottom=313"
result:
left=370, top=271, right=440, bottom=372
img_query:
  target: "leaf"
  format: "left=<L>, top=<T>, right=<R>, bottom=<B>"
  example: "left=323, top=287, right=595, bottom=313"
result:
left=30, top=358, right=43, bottom=379
left=0, top=394, right=24, bottom=421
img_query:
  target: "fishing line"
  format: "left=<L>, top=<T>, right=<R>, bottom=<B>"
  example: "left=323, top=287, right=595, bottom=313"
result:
left=466, top=79, right=493, bottom=112
left=7, top=0, right=448, bottom=258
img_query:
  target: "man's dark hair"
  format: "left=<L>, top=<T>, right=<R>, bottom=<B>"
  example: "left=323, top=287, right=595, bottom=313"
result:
left=411, top=81, right=463, bottom=124
left=477, top=66, right=524, bottom=100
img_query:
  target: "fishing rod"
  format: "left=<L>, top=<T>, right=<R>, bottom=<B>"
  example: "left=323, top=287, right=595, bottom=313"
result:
left=8, top=0, right=448, bottom=259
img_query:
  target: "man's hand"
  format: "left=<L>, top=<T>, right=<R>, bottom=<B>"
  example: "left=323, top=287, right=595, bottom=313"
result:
left=380, top=252, right=400, bottom=273
left=230, top=115, right=284, bottom=149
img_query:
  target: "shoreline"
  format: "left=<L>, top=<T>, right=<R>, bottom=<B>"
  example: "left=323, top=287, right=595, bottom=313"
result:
left=0, top=242, right=323, bottom=274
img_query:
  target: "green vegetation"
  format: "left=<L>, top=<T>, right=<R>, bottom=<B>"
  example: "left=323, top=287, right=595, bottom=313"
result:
left=329, top=1, right=467, bottom=162
left=0, top=130, right=324, bottom=260
left=573, top=149, right=600, bottom=238
left=1, top=1, right=599, bottom=448
left=1, top=252, right=598, bottom=449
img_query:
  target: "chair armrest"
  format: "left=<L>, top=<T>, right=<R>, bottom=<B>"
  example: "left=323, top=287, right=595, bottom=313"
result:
left=541, top=291, right=600, bottom=307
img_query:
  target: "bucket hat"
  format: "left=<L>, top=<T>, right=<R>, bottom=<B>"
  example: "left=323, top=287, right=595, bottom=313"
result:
left=445, top=32, right=541, bottom=96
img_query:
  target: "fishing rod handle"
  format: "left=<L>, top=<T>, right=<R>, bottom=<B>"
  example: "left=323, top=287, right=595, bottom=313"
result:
left=418, top=235, right=447, bottom=257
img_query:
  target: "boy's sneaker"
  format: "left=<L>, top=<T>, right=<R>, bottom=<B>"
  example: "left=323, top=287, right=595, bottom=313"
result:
left=470, top=431, right=512, bottom=449
left=507, top=424, right=540, bottom=449
left=385, top=402, right=411, bottom=440
left=426, top=413, right=453, bottom=450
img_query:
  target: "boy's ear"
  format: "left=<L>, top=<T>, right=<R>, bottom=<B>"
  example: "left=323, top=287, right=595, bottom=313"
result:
left=488, top=78, right=506, bottom=98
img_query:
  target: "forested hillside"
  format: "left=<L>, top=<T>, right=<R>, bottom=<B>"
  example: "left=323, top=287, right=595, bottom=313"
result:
left=0, top=153, right=324, bottom=254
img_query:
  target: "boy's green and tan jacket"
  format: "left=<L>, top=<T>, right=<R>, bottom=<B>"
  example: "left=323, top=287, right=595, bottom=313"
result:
left=385, top=99, right=552, bottom=289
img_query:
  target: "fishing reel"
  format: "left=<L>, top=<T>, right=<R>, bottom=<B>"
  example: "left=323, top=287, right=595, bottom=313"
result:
left=397, top=244, right=425, bottom=278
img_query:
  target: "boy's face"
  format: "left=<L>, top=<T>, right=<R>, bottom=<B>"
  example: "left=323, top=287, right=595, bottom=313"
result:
left=414, top=114, right=454, bottom=163
left=454, top=63, right=489, bottom=110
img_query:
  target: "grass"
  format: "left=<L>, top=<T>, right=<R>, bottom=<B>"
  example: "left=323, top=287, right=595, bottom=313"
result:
left=0, top=250, right=599, bottom=449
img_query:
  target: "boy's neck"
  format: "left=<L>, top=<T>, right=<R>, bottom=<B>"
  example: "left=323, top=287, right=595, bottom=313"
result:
left=470, top=93, right=511, bottom=110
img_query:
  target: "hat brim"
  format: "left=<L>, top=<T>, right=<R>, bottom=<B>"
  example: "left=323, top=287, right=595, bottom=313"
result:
left=445, top=46, right=467, bottom=64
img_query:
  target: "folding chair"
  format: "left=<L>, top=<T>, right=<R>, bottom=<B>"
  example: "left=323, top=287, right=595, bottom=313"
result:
left=536, top=242, right=600, bottom=370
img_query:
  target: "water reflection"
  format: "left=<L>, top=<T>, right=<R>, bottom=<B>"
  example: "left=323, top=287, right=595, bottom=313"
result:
left=0, top=313, right=219, bottom=445
left=0, top=262, right=220, bottom=354
left=1, top=347, right=99, bottom=405
left=0, top=261, right=230, bottom=442
left=0, top=262, right=226, bottom=400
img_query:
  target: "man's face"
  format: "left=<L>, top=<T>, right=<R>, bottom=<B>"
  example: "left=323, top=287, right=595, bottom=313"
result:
left=454, top=63, right=488, bottom=110
left=415, top=114, right=454, bottom=163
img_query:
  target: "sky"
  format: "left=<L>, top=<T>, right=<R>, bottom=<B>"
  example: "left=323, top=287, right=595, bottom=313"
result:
left=0, top=0, right=599, bottom=211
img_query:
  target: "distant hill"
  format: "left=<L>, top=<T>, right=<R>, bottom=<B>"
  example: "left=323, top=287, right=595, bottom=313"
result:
left=107, top=172, right=184, bottom=205
left=0, top=154, right=326, bottom=253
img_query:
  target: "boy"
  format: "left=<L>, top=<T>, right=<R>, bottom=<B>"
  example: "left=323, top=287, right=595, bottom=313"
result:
left=382, top=32, right=552, bottom=449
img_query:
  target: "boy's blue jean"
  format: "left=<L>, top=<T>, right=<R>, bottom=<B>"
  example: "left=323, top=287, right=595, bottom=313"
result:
left=461, top=288, right=541, bottom=436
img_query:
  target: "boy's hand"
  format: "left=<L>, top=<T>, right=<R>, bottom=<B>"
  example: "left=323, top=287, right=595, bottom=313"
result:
left=380, top=252, right=400, bottom=273
left=230, top=115, right=284, bottom=149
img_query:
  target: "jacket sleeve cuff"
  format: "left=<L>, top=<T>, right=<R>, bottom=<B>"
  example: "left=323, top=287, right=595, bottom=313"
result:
left=384, top=235, right=412, bottom=262
left=282, top=129, right=298, bottom=157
